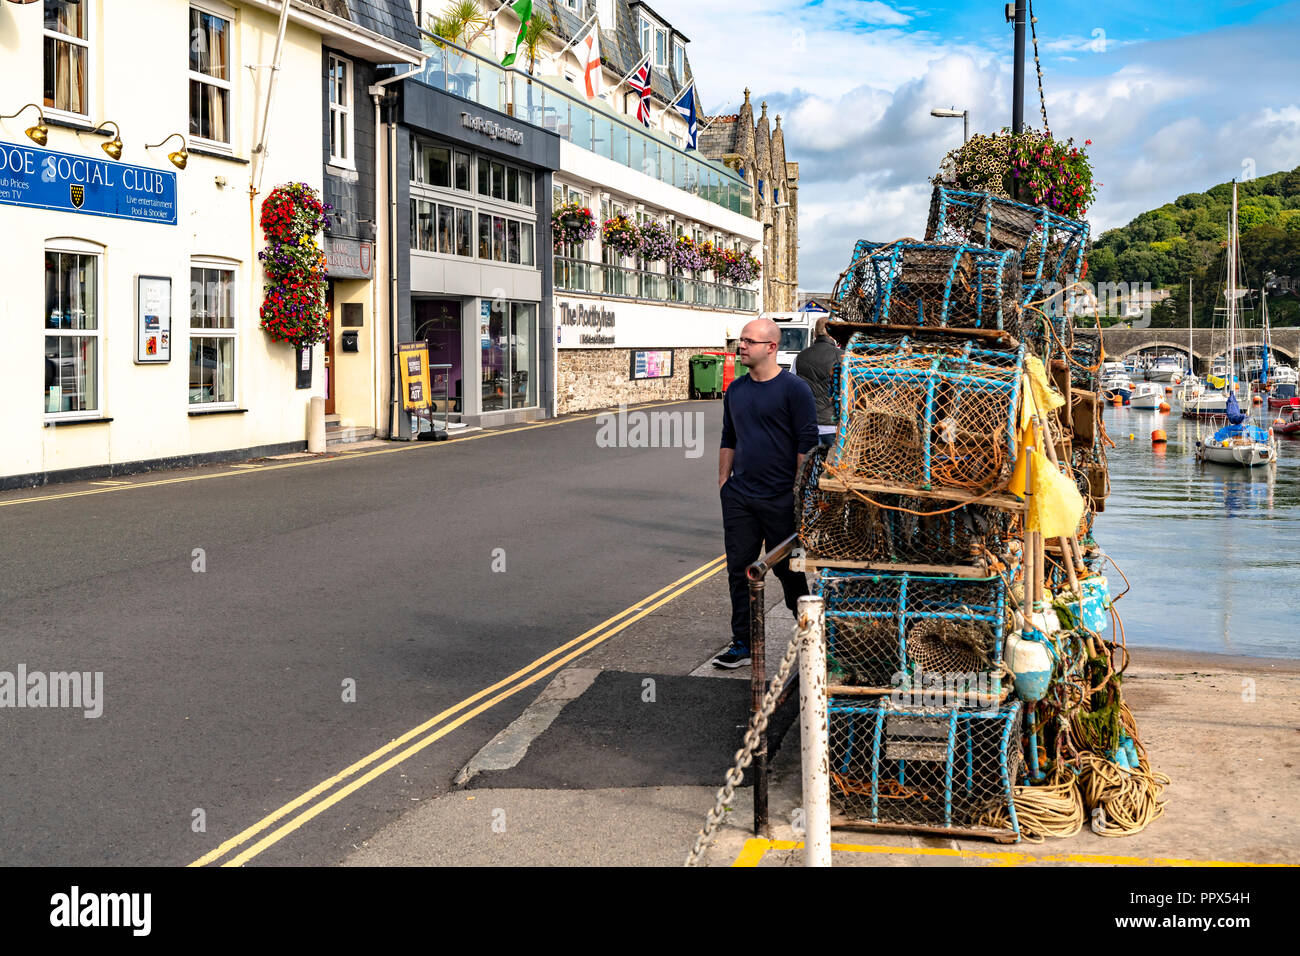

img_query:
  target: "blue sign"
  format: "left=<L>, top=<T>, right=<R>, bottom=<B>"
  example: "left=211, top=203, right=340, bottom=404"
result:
left=0, top=140, right=177, bottom=226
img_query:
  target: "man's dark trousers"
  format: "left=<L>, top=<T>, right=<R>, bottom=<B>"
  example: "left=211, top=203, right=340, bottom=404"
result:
left=720, top=483, right=809, bottom=647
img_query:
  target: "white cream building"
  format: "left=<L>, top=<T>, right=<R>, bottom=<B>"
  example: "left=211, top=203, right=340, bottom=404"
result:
left=0, top=0, right=419, bottom=487
left=412, top=0, right=762, bottom=414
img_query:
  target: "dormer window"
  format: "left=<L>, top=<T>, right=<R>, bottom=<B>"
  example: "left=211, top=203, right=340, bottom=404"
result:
left=640, top=14, right=668, bottom=71
left=673, top=41, right=684, bottom=81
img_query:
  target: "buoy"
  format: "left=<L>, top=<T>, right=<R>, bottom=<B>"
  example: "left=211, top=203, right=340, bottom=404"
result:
left=1253, top=394, right=1263, bottom=405
left=1129, top=433, right=1135, bottom=440
left=1165, top=386, right=1173, bottom=394
left=1158, top=401, right=1171, bottom=413
left=1111, top=395, right=1123, bottom=406
left=1152, top=429, right=1167, bottom=443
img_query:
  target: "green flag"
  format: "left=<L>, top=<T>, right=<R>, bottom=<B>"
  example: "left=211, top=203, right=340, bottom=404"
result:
left=500, top=0, right=533, bottom=67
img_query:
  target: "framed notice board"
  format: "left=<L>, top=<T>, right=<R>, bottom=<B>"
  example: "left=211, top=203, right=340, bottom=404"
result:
left=630, top=349, right=674, bottom=380
left=135, top=275, right=172, bottom=364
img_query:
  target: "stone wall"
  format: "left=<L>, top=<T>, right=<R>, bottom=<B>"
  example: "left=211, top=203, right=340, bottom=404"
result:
left=556, top=348, right=720, bottom=415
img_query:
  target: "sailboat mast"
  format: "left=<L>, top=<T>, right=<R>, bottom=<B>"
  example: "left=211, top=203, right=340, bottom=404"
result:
left=1228, top=182, right=1237, bottom=396
left=1188, top=277, right=1193, bottom=375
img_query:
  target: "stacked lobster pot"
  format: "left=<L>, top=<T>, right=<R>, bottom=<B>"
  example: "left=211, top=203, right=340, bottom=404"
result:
left=802, top=184, right=1118, bottom=843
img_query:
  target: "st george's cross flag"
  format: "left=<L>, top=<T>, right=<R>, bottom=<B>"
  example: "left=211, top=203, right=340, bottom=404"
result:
left=673, top=83, right=698, bottom=149
left=575, top=23, right=603, bottom=99
left=628, top=57, right=653, bottom=126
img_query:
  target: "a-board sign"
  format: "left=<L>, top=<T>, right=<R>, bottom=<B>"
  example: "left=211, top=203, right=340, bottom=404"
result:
left=398, top=342, right=431, bottom=410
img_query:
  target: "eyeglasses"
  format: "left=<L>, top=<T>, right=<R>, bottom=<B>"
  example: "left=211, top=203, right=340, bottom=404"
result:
left=738, top=338, right=775, bottom=347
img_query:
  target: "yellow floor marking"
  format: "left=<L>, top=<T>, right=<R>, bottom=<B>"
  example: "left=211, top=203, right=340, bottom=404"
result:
left=731, top=838, right=1294, bottom=868
left=89, top=480, right=130, bottom=486
left=191, top=552, right=726, bottom=867
left=1, top=400, right=695, bottom=511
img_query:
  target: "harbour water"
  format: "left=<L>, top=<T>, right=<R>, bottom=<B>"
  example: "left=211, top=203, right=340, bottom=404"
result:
left=1095, top=396, right=1300, bottom=659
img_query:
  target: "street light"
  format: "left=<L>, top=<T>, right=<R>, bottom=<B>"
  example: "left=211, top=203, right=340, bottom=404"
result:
left=930, top=107, right=969, bottom=143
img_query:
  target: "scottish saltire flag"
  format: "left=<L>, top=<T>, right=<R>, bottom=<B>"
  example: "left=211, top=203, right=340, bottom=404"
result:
left=629, top=59, right=653, bottom=126
left=673, top=84, right=698, bottom=149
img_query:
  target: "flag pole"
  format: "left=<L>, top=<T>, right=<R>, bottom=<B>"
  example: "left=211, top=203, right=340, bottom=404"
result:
left=541, top=12, right=598, bottom=73
left=667, top=81, right=693, bottom=110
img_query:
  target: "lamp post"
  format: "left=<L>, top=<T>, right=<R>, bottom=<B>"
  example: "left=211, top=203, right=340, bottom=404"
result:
left=930, top=107, right=968, bottom=143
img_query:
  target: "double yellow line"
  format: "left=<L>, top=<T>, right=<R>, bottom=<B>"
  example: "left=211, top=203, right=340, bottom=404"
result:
left=191, top=552, right=727, bottom=867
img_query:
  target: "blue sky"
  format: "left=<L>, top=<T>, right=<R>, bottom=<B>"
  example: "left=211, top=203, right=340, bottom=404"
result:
left=665, top=0, right=1300, bottom=290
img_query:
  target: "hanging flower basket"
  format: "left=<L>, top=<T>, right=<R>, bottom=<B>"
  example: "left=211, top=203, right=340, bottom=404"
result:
left=552, top=201, right=597, bottom=248
left=671, top=235, right=710, bottom=273
left=933, top=127, right=1098, bottom=220
left=712, top=246, right=761, bottom=285
left=601, top=215, right=640, bottom=258
left=637, top=219, right=673, bottom=262
left=258, top=182, right=331, bottom=347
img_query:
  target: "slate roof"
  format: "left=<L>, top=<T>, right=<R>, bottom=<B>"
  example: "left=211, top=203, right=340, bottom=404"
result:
left=534, top=0, right=693, bottom=106
left=327, top=0, right=422, bottom=51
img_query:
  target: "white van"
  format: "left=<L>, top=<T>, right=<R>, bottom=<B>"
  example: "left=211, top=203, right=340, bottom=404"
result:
left=765, top=312, right=817, bottom=372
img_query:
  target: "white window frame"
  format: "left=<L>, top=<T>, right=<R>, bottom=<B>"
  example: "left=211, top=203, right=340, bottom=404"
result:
left=328, top=53, right=354, bottom=169
left=43, top=0, right=92, bottom=122
left=189, top=259, right=239, bottom=408
left=188, top=1, right=235, bottom=152
left=654, top=27, right=668, bottom=71
left=43, top=239, right=105, bottom=422
left=673, top=41, right=685, bottom=82
left=639, top=16, right=652, bottom=55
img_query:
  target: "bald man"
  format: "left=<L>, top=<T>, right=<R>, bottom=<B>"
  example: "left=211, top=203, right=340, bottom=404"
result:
left=713, top=318, right=819, bottom=668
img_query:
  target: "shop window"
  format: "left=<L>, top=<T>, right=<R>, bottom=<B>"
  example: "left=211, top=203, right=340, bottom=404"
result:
left=490, top=162, right=505, bottom=201
left=437, top=204, right=455, bottom=255
left=424, top=145, right=451, bottom=188
left=507, top=168, right=520, bottom=205
left=189, top=5, right=232, bottom=146
left=507, top=220, right=520, bottom=265
left=454, top=151, right=471, bottom=191
left=519, top=170, right=533, bottom=208
left=189, top=264, right=236, bottom=406
left=510, top=302, right=536, bottom=409
left=478, top=157, right=491, bottom=196
left=492, top=216, right=506, bottom=262
left=519, top=223, right=534, bottom=266
left=328, top=54, right=353, bottom=167
left=44, top=0, right=89, bottom=117
left=411, top=199, right=436, bottom=252
left=456, top=208, right=472, bottom=257
left=44, top=249, right=100, bottom=417
left=482, top=301, right=538, bottom=413
left=477, top=212, right=491, bottom=259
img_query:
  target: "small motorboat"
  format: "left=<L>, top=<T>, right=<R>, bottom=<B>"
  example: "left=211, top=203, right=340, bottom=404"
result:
left=1267, top=383, right=1298, bottom=409
left=1129, top=381, right=1164, bottom=409
left=1272, top=405, right=1300, bottom=437
left=1099, top=361, right=1134, bottom=404
left=1146, top=355, right=1185, bottom=383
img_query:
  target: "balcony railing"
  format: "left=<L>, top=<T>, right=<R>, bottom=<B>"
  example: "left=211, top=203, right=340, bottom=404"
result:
left=412, top=39, right=753, bottom=219
left=554, top=256, right=758, bottom=312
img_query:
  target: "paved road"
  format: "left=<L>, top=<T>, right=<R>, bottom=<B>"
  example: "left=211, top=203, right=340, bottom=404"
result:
left=0, top=401, right=729, bottom=866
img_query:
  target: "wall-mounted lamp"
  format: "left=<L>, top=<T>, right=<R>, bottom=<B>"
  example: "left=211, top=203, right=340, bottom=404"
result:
left=90, top=120, right=123, bottom=160
left=145, top=132, right=189, bottom=170
left=0, top=103, right=49, bottom=147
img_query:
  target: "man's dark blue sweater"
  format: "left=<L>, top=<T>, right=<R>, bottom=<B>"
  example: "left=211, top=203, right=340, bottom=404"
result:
left=720, top=370, right=819, bottom=498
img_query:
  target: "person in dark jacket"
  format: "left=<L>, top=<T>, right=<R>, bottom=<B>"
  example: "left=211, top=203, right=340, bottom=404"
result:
left=795, top=317, right=842, bottom=446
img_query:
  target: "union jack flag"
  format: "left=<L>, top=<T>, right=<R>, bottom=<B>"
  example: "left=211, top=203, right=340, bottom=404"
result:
left=628, top=58, right=652, bottom=127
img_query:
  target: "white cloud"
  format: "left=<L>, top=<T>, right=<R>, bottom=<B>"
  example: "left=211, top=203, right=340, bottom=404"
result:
left=660, top=3, right=1300, bottom=289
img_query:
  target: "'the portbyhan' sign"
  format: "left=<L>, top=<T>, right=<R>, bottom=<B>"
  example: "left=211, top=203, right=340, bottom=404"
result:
left=0, top=140, right=177, bottom=226
left=324, top=237, right=373, bottom=279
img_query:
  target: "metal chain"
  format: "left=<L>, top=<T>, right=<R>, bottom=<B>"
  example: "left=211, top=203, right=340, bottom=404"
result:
left=1028, top=0, right=1050, bottom=133
left=684, top=612, right=810, bottom=867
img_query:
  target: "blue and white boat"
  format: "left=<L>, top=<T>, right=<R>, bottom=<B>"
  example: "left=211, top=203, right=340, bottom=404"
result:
left=1099, top=361, right=1133, bottom=403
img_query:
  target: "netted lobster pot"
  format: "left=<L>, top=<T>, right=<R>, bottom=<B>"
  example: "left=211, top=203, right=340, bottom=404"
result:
left=815, top=570, right=1007, bottom=698
left=1069, top=334, right=1101, bottom=390
left=827, top=338, right=1025, bottom=498
left=836, top=242, right=1023, bottom=335
left=926, top=186, right=1089, bottom=306
left=831, top=240, right=888, bottom=322
left=828, top=699, right=1023, bottom=840
left=796, top=445, right=1014, bottom=567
